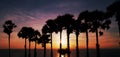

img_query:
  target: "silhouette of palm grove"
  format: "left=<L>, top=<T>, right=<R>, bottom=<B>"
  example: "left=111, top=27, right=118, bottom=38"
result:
left=2, top=1, right=120, bottom=57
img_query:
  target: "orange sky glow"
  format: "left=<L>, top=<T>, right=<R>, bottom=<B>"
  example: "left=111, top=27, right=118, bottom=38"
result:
left=0, top=29, right=120, bottom=49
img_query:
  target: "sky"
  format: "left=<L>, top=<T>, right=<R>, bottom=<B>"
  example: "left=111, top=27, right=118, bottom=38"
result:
left=0, top=0, right=120, bottom=49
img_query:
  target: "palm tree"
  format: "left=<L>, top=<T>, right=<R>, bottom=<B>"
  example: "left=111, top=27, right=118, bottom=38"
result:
left=89, top=10, right=111, bottom=57
left=18, top=27, right=27, bottom=57
left=18, top=27, right=35, bottom=57
left=38, top=34, right=51, bottom=57
left=31, top=30, right=41, bottom=57
left=72, top=20, right=81, bottom=57
left=41, top=24, right=51, bottom=57
left=3, top=20, right=17, bottom=57
left=61, top=14, right=75, bottom=57
left=27, top=27, right=34, bottom=57
left=107, top=1, right=120, bottom=35
left=46, top=19, right=58, bottom=57
left=77, top=10, right=91, bottom=57
left=55, top=15, right=65, bottom=57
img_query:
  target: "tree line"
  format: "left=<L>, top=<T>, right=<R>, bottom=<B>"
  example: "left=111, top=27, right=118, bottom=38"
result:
left=2, top=1, right=120, bottom=57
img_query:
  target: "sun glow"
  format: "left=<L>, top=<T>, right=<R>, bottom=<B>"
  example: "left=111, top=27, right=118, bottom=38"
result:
left=61, top=35, right=67, bottom=49
left=61, top=55, right=65, bottom=57
left=61, top=30, right=67, bottom=49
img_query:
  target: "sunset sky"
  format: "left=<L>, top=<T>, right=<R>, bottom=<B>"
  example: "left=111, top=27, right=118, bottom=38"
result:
left=0, top=0, right=120, bottom=49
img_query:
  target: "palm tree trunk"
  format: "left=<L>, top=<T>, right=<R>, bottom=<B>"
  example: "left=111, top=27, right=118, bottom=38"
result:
left=50, top=33, right=53, bottom=57
left=67, top=33, right=70, bottom=57
left=86, top=30, right=89, bottom=57
left=8, top=34, right=11, bottom=57
left=59, top=31, right=62, bottom=57
left=76, top=32, right=79, bottom=57
left=25, top=38, right=27, bottom=57
left=44, top=43, right=46, bottom=57
left=29, top=41, right=31, bottom=57
left=96, top=28, right=100, bottom=57
left=34, top=41, right=37, bottom=57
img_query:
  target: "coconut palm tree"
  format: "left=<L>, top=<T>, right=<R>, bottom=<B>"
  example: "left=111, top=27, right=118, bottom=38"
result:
left=18, top=27, right=28, bottom=57
left=46, top=19, right=58, bottom=57
left=3, top=20, right=17, bottom=57
left=42, top=24, right=53, bottom=57
left=41, top=24, right=52, bottom=57
left=55, top=15, right=65, bottom=57
left=38, top=34, right=51, bottom=57
left=72, top=20, right=82, bottom=57
left=34, top=30, right=41, bottom=57
left=89, top=10, right=111, bottom=57
left=18, top=27, right=35, bottom=57
left=77, top=10, right=91, bottom=57
left=107, top=1, right=120, bottom=35
left=61, top=14, right=75, bottom=57
left=27, top=27, right=34, bottom=57
left=30, top=30, right=41, bottom=57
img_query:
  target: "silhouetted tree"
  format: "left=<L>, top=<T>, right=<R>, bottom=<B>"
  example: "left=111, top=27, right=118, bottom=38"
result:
left=27, top=27, right=34, bottom=57
left=73, top=20, right=81, bottom=57
left=18, top=27, right=34, bottom=57
left=62, top=14, right=75, bottom=57
left=3, top=20, right=17, bottom=57
left=31, top=30, right=41, bottom=57
left=46, top=19, right=58, bottom=57
left=89, top=10, right=111, bottom=57
left=41, top=24, right=52, bottom=57
left=18, top=27, right=27, bottom=57
left=38, top=34, right=50, bottom=57
left=55, top=16, right=65, bottom=57
left=78, top=11, right=91, bottom=57
left=107, top=1, right=120, bottom=35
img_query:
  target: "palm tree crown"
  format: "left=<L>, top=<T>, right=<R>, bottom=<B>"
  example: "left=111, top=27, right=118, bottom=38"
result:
left=3, top=20, right=17, bottom=35
left=18, top=27, right=35, bottom=57
left=18, top=27, right=34, bottom=39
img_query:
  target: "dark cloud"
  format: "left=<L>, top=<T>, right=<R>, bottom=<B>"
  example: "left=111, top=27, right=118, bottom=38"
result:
left=0, top=0, right=115, bottom=12
left=0, top=0, right=116, bottom=28
left=0, top=0, right=116, bottom=25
